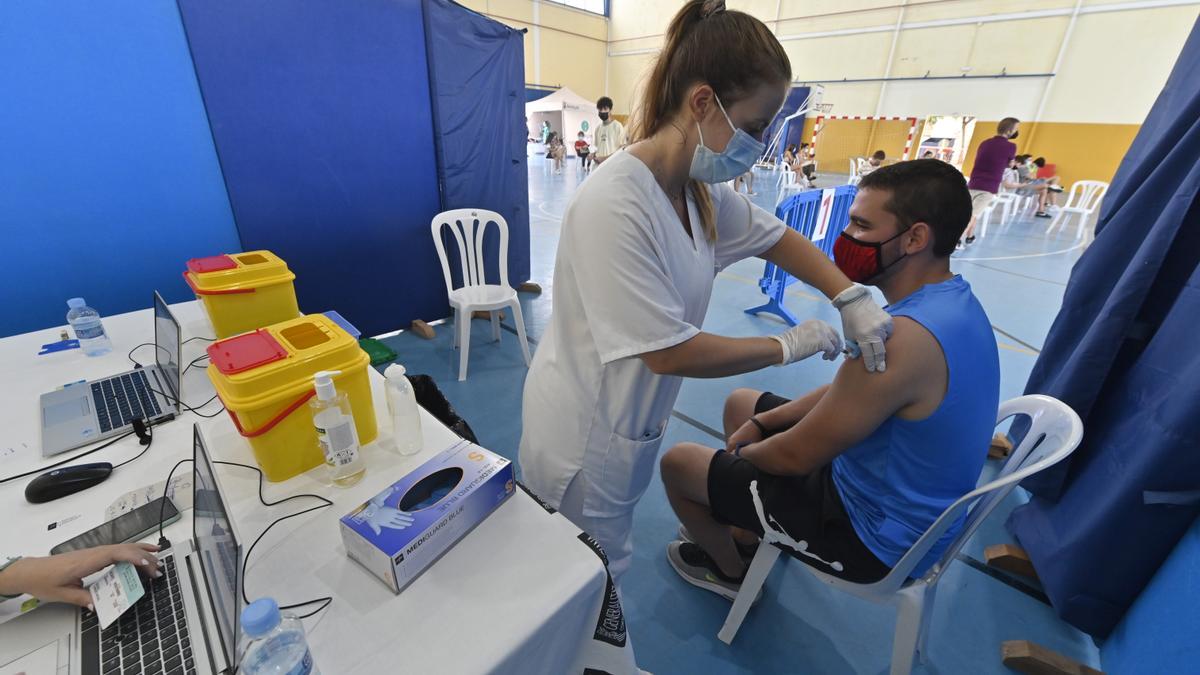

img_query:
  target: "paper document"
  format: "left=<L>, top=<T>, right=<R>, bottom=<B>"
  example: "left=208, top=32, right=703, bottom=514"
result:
left=88, top=562, right=145, bottom=630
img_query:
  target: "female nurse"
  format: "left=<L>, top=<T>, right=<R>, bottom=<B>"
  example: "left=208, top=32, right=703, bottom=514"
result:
left=519, top=0, right=893, bottom=581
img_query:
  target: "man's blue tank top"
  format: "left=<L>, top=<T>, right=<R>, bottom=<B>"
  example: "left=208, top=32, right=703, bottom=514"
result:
left=831, top=275, right=1000, bottom=577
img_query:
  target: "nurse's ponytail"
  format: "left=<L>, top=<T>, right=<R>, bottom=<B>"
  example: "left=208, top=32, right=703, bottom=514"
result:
left=630, top=0, right=791, bottom=241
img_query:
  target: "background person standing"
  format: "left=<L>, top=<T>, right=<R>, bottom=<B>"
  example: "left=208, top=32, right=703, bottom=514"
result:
left=592, top=96, right=626, bottom=166
left=961, top=117, right=1019, bottom=246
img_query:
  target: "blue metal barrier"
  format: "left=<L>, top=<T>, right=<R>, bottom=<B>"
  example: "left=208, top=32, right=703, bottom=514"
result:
left=744, top=185, right=856, bottom=325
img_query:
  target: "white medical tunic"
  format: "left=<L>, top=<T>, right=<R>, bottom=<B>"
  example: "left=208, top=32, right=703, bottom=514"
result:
left=519, top=151, right=785, bottom=578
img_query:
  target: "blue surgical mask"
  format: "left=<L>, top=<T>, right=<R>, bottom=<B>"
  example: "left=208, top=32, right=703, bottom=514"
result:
left=689, top=95, right=764, bottom=184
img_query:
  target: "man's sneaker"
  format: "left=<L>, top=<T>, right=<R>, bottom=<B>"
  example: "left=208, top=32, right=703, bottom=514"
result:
left=677, top=525, right=760, bottom=562
left=666, top=541, right=763, bottom=603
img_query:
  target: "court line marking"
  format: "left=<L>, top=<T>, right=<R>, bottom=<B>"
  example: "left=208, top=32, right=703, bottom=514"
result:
left=954, top=241, right=1085, bottom=261
left=958, top=260, right=1068, bottom=287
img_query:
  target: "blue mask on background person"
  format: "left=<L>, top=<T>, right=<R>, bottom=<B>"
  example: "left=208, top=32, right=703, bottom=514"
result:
left=689, top=94, right=764, bottom=184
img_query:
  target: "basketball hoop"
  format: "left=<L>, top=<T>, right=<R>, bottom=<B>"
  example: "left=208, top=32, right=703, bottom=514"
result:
left=814, top=103, right=834, bottom=114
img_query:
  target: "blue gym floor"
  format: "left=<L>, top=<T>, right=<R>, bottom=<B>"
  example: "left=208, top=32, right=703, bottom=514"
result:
left=377, top=160, right=1100, bottom=674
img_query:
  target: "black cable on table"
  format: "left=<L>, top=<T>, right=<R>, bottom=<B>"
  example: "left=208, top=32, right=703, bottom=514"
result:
left=154, top=457, right=335, bottom=620
left=111, top=418, right=154, bottom=470
left=0, top=430, right=139, bottom=485
left=215, top=460, right=334, bottom=619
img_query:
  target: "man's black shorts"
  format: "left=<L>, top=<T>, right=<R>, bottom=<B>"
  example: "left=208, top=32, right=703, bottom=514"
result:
left=706, top=392, right=891, bottom=583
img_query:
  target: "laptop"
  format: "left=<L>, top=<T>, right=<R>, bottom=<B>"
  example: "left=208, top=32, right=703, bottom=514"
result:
left=41, top=291, right=182, bottom=456
left=0, top=425, right=244, bottom=674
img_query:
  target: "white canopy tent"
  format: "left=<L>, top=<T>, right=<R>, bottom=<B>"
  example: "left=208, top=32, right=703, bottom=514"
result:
left=525, top=87, right=600, bottom=157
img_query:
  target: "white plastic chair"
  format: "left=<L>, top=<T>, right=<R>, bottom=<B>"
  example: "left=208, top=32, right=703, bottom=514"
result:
left=718, top=394, right=1084, bottom=675
left=847, top=158, right=863, bottom=186
left=431, top=209, right=532, bottom=381
left=1047, top=180, right=1109, bottom=240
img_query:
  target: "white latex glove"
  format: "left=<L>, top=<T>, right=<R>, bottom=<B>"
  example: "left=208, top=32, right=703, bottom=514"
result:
left=768, top=319, right=842, bottom=365
left=832, top=283, right=893, bottom=373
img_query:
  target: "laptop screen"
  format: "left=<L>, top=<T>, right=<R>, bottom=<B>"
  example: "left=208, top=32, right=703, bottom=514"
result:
left=193, top=425, right=241, bottom=667
left=153, top=292, right=181, bottom=400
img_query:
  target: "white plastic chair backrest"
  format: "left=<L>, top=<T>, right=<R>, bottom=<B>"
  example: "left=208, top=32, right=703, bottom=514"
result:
left=430, top=208, right=510, bottom=294
left=1066, top=180, right=1109, bottom=214
left=781, top=164, right=796, bottom=186
left=861, top=395, right=1083, bottom=594
left=848, top=158, right=857, bottom=176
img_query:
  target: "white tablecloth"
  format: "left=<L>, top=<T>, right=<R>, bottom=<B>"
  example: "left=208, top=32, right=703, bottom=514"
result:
left=0, top=301, right=636, bottom=674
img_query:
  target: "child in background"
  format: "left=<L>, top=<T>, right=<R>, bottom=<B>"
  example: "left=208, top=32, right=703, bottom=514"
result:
left=574, top=132, right=591, bottom=173
left=548, top=132, right=566, bottom=174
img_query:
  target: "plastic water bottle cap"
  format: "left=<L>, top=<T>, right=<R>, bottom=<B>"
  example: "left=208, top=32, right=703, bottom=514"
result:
left=384, top=364, right=407, bottom=379
left=67, top=298, right=86, bottom=309
left=241, top=598, right=281, bottom=637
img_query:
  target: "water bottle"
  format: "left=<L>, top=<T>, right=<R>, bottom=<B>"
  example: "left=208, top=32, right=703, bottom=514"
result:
left=384, top=364, right=422, bottom=456
left=66, top=298, right=111, bottom=356
left=239, top=598, right=320, bottom=675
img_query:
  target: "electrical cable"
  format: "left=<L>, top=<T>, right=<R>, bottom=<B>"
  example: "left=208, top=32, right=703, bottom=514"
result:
left=112, top=418, right=154, bottom=470
left=0, top=431, right=137, bottom=485
left=147, top=386, right=225, bottom=418
left=213, top=460, right=334, bottom=619
left=155, top=458, right=335, bottom=620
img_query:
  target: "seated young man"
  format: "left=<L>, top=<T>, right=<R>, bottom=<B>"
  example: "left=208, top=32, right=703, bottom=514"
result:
left=660, top=159, right=1001, bottom=596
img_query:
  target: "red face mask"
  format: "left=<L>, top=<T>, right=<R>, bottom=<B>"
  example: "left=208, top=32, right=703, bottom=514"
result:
left=832, top=228, right=909, bottom=284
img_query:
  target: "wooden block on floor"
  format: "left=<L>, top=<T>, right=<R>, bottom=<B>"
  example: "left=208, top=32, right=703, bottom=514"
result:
left=517, top=281, right=542, bottom=294
left=985, top=544, right=1039, bottom=580
left=472, top=310, right=505, bottom=320
left=989, top=433, right=1014, bottom=459
left=410, top=320, right=435, bottom=340
left=1001, top=640, right=1104, bottom=675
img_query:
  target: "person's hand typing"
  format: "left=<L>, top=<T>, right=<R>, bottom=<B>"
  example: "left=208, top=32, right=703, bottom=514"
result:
left=832, top=283, right=893, bottom=372
left=0, top=543, right=161, bottom=608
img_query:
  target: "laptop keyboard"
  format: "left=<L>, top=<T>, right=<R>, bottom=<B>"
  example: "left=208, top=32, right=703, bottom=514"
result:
left=91, top=370, right=163, bottom=433
left=81, top=554, right=197, bottom=675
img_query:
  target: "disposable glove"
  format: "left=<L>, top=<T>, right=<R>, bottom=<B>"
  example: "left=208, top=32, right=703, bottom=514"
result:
left=768, top=319, right=842, bottom=365
left=832, top=283, right=893, bottom=372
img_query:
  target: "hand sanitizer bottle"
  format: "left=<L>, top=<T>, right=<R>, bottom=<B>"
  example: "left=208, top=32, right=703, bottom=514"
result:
left=384, top=364, right=422, bottom=456
left=310, top=370, right=364, bottom=487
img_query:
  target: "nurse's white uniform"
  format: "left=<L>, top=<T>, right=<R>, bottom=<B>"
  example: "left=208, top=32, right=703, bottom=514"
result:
left=519, top=151, right=786, bottom=580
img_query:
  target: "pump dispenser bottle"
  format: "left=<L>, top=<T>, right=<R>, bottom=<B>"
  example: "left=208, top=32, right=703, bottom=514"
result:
left=310, top=370, right=364, bottom=487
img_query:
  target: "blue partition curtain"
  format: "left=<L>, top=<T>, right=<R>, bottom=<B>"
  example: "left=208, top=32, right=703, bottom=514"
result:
left=176, top=0, right=445, bottom=338
left=1006, top=17, right=1200, bottom=638
left=423, top=0, right=531, bottom=288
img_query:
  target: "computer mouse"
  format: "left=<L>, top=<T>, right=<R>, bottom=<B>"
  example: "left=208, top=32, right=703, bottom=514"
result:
left=25, top=462, right=113, bottom=503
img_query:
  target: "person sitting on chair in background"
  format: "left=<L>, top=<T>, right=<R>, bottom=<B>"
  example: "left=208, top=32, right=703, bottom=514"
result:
left=592, top=96, right=626, bottom=166
left=961, top=117, right=1020, bottom=246
left=659, top=159, right=1000, bottom=597
left=1031, top=157, right=1064, bottom=211
left=783, top=144, right=798, bottom=168
left=858, top=150, right=886, bottom=177
left=1012, top=154, right=1051, bottom=219
left=574, top=131, right=591, bottom=173
left=798, top=143, right=817, bottom=182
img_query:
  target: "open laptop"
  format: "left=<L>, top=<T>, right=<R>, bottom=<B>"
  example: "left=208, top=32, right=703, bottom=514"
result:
left=0, top=425, right=244, bottom=674
left=41, top=291, right=182, bottom=456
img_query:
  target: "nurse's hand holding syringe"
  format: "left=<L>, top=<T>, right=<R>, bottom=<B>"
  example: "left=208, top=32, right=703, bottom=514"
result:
left=767, top=319, right=842, bottom=365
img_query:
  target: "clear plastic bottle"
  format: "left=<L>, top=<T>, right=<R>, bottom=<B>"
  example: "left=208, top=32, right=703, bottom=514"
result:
left=66, top=297, right=111, bottom=357
left=239, top=597, right=320, bottom=675
left=384, top=364, right=422, bottom=456
left=310, top=370, right=364, bottom=487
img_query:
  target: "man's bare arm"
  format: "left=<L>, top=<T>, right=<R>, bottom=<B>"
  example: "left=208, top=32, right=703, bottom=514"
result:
left=739, top=317, right=942, bottom=475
